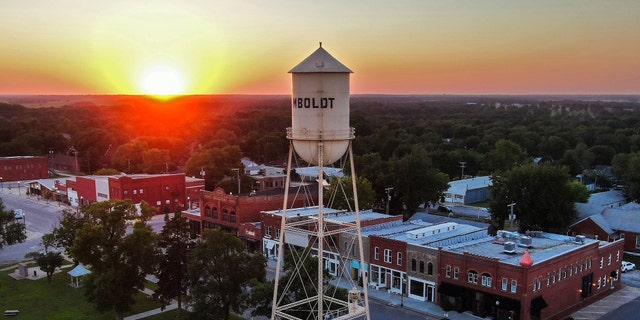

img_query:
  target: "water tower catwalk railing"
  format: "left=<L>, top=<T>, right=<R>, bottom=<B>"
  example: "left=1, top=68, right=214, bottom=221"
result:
left=271, top=138, right=370, bottom=320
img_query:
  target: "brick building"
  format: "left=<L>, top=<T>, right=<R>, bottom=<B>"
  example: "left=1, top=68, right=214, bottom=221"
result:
left=65, top=173, right=194, bottom=213
left=569, top=202, right=640, bottom=254
left=201, top=185, right=317, bottom=252
left=0, top=156, right=48, bottom=185
left=437, top=231, right=624, bottom=320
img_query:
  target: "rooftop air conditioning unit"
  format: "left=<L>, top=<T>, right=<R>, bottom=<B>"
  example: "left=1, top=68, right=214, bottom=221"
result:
left=575, top=235, right=586, bottom=244
left=519, top=236, right=532, bottom=248
left=503, top=241, right=516, bottom=254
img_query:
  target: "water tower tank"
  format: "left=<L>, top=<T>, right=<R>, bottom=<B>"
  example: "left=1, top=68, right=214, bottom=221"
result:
left=288, top=43, right=354, bottom=165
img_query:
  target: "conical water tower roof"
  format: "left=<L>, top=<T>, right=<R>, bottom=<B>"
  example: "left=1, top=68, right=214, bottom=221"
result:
left=289, top=43, right=352, bottom=73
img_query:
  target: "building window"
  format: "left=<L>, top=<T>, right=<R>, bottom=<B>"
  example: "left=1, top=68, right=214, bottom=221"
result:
left=427, top=262, right=433, bottom=275
left=454, top=267, right=459, bottom=279
left=511, top=279, right=517, bottom=293
left=139, top=188, right=143, bottom=194
left=265, top=226, right=271, bottom=238
left=467, top=270, right=478, bottom=284
left=600, top=257, right=604, bottom=269
left=411, top=259, right=416, bottom=271
left=275, top=228, right=280, bottom=239
left=445, top=265, right=451, bottom=278
left=502, top=278, right=508, bottom=291
left=608, top=254, right=612, bottom=266
left=133, top=190, right=137, bottom=195
left=384, top=249, right=392, bottom=263
left=481, top=273, right=492, bottom=287
left=420, top=261, right=425, bottom=273
left=397, top=252, right=402, bottom=266
left=547, top=273, right=550, bottom=286
left=374, top=247, right=380, bottom=260
left=204, top=206, right=212, bottom=218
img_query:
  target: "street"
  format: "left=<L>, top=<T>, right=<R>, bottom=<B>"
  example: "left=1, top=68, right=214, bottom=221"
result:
left=0, top=185, right=170, bottom=265
left=0, top=186, right=66, bottom=264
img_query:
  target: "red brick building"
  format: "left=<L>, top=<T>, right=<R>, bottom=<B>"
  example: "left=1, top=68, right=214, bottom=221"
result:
left=569, top=203, right=640, bottom=254
left=0, top=156, right=48, bottom=184
left=437, top=231, right=624, bottom=320
left=67, top=173, right=192, bottom=213
left=108, top=174, right=188, bottom=213
left=369, top=235, right=408, bottom=294
left=201, top=185, right=317, bottom=251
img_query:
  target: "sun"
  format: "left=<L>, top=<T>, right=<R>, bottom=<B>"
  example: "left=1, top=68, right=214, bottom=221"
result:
left=138, top=64, right=188, bottom=98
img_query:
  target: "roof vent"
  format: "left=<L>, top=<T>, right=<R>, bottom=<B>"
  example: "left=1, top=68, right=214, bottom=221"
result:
left=503, top=241, right=516, bottom=254
left=519, top=236, right=532, bottom=248
left=575, top=235, right=586, bottom=244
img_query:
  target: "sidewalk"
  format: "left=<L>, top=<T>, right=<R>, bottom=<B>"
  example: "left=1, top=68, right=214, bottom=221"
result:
left=333, top=277, right=480, bottom=320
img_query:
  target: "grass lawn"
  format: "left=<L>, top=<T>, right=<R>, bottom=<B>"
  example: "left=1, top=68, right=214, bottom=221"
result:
left=0, top=264, right=163, bottom=320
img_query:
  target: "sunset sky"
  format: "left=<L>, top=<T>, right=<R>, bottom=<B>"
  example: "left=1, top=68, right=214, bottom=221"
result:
left=1, top=0, right=639, bottom=95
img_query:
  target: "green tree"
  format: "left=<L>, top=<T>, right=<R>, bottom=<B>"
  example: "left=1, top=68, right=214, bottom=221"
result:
left=390, top=145, right=450, bottom=219
left=25, top=233, right=64, bottom=283
left=325, top=175, right=375, bottom=211
left=184, top=145, right=243, bottom=190
left=488, top=164, right=578, bottom=233
left=0, top=199, right=27, bottom=249
left=613, top=152, right=640, bottom=202
left=568, top=180, right=590, bottom=203
left=143, top=148, right=171, bottom=174
left=154, top=210, right=192, bottom=318
left=483, top=139, right=529, bottom=173
left=71, top=200, right=158, bottom=320
left=110, top=139, right=148, bottom=173
left=187, top=229, right=266, bottom=320
left=52, top=209, right=91, bottom=262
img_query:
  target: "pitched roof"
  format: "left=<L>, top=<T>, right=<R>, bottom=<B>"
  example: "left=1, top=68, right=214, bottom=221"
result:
left=602, top=206, right=640, bottom=233
left=289, top=44, right=352, bottom=73
left=67, top=264, right=90, bottom=277
left=445, top=176, right=492, bottom=195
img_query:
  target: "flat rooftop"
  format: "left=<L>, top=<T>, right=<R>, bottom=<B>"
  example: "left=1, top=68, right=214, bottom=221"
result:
left=442, top=231, right=600, bottom=266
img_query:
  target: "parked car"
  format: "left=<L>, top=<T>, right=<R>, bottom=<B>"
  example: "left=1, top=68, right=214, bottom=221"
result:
left=621, top=261, right=636, bottom=272
left=437, top=205, right=453, bottom=213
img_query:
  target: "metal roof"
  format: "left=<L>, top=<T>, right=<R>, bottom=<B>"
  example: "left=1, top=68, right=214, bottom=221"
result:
left=442, top=231, right=600, bottom=267
left=445, top=176, right=492, bottom=195
left=289, top=43, right=352, bottom=73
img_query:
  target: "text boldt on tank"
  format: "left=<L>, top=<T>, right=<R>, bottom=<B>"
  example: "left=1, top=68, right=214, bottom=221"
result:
left=288, top=43, right=355, bottom=166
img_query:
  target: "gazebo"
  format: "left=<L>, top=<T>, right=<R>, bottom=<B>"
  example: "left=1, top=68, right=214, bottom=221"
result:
left=67, top=264, right=90, bottom=288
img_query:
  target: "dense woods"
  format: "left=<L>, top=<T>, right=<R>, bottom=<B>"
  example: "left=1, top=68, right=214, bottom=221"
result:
left=2, top=95, right=640, bottom=212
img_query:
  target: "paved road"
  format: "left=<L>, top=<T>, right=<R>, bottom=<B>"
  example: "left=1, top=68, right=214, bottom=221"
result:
left=0, top=185, right=169, bottom=265
left=0, top=186, right=66, bottom=265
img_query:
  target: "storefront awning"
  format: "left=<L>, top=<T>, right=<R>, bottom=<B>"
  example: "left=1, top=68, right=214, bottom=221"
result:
left=437, top=282, right=463, bottom=297
left=265, top=241, right=275, bottom=250
left=497, top=297, right=521, bottom=311
left=531, top=296, right=548, bottom=310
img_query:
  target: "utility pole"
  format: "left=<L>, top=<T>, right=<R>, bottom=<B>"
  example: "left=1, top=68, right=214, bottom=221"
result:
left=231, top=168, right=241, bottom=195
left=507, top=202, right=516, bottom=230
left=385, top=187, right=393, bottom=215
left=459, top=161, right=466, bottom=179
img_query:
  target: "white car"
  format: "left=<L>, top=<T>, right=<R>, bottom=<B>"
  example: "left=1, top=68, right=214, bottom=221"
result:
left=621, top=261, right=636, bottom=273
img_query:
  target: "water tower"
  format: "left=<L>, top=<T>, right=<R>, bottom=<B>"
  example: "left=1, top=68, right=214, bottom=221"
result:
left=271, top=43, right=370, bottom=320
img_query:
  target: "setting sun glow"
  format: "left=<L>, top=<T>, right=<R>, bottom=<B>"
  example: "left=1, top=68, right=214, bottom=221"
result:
left=138, top=64, right=188, bottom=98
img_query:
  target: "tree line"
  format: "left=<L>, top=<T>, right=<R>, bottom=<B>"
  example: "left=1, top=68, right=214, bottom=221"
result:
left=2, top=96, right=640, bottom=226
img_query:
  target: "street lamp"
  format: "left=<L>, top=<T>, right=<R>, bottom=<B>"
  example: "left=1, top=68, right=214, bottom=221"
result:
left=187, top=196, right=191, bottom=210
left=231, top=168, right=240, bottom=195
left=17, top=181, right=21, bottom=196
left=0, top=176, right=3, bottom=190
